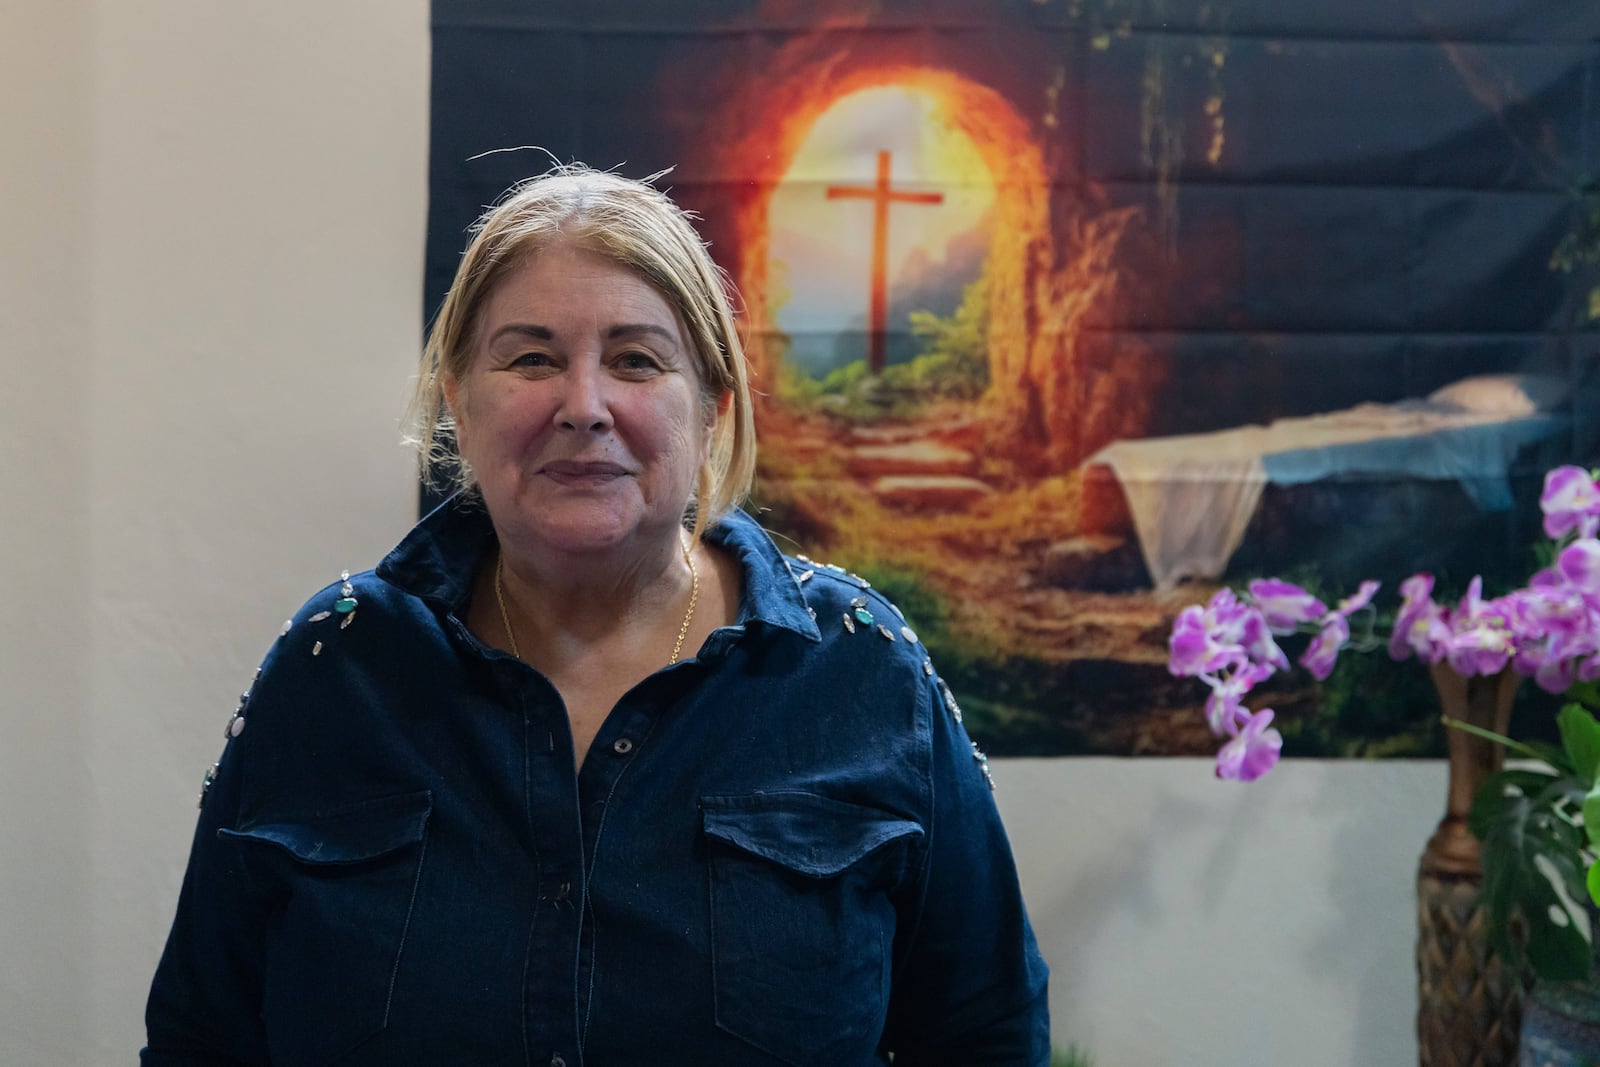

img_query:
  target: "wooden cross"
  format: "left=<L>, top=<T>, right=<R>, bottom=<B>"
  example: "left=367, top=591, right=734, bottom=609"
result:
left=826, top=150, right=944, bottom=374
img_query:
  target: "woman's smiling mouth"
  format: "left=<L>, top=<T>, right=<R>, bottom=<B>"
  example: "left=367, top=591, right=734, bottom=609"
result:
left=540, top=460, right=630, bottom=486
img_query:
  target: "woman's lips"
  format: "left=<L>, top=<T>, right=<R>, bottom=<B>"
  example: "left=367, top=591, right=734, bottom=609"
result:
left=541, top=460, right=629, bottom=486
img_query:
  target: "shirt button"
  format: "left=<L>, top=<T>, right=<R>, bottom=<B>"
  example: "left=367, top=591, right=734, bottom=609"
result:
left=612, top=737, right=634, bottom=755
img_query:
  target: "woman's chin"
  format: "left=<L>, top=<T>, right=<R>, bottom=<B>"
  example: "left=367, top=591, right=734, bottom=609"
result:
left=480, top=474, right=693, bottom=560
left=500, top=506, right=672, bottom=560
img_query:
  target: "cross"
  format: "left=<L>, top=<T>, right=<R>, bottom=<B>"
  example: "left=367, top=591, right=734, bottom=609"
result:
left=826, top=150, right=944, bottom=374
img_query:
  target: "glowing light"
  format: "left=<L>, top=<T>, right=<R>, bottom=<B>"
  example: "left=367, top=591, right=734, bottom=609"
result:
left=767, top=86, right=994, bottom=376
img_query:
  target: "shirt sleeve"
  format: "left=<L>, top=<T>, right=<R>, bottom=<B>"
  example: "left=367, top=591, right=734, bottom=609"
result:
left=881, top=670, right=1052, bottom=1065
left=141, top=683, right=275, bottom=1066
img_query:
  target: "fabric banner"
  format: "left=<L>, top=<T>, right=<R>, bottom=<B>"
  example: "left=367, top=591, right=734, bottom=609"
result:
left=429, top=0, right=1600, bottom=757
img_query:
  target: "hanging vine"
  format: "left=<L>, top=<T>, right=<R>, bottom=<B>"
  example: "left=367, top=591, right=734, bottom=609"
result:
left=1074, top=0, right=1234, bottom=255
left=1549, top=183, right=1600, bottom=323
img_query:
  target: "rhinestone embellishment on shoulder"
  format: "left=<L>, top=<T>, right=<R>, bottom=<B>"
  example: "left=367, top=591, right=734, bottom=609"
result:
left=937, top=679, right=964, bottom=724
left=197, top=763, right=219, bottom=809
left=971, top=742, right=995, bottom=791
left=303, top=569, right=359, bottom=656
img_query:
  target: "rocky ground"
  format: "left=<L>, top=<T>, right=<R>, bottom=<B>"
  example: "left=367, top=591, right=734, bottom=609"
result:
left=755, top=402, right=1325, bottom=756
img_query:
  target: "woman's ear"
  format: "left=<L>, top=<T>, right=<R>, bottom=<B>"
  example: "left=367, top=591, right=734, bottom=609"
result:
left=443, top=375, right=467, bottom=448
left=701, top=389, right=731, bottom=442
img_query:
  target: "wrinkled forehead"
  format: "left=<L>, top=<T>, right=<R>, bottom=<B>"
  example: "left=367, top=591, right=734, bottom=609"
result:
left=475, top=241, right=689, bottom=344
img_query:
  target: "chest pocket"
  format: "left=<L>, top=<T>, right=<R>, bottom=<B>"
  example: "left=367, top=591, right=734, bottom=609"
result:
left=701, top=792, right=922, bottom=1067
left=221, top=789, right=432, bottom=1066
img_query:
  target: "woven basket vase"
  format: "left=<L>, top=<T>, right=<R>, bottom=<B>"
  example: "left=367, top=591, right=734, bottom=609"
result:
left=1415, top=664, right=1529, bottom=1067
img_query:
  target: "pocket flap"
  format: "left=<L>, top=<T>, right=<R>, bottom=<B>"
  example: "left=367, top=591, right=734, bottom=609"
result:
left=221, top=789, right=433, bottom=865
left=701, top=792, right=922, bottom=878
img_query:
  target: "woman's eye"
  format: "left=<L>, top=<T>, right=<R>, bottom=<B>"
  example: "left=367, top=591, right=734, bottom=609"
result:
left=616, top=351, right=659, bottom=373
left=511, top=352, right=552, bottom=369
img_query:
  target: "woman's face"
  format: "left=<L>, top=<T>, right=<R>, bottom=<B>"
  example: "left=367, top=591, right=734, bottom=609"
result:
left=448, top=242, right=713, bottom=561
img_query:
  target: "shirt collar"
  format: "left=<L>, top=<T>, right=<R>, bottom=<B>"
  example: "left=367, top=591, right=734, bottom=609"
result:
left=704, top=507, right=822, bottom=642
left=376, top=494, right=822, bottom=643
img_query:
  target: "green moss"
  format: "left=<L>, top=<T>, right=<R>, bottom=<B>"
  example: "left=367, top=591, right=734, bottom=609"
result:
left=1051, top=1044, right=1095, bottom=1067
left=802, top=271, right=992, bottom=421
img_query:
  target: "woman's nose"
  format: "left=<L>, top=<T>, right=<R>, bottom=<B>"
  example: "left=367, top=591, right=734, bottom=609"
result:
left=554, top=363, right=613, bottom=433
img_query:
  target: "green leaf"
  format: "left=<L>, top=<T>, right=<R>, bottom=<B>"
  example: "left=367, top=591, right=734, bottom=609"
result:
left=1585, top=781, right=1600, bottom=853
left=1479, top=785, right=1593, bottom=981
left=1589, top=859, right=1600, bottom=908
left=1560, top=704, right=1600, bottom=783
left=1527, top=738, right=1579, bottom=777
left=1471, top=768, right=1563, bottom=840
left=1569, top=682, right=1600, bottom=712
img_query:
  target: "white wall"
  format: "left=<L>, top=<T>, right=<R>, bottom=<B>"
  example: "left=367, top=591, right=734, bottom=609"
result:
left=0, top=2, right=1447, bottom=1063
left=1000, top=759, right=1440, bottom=1064
left=2, top=1, right=427, bottom=1062
left=1, top=1, right=94, bottom=1062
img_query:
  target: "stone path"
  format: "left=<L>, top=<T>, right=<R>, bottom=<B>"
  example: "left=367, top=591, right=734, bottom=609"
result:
left=840, top=419, right=995, bottom=512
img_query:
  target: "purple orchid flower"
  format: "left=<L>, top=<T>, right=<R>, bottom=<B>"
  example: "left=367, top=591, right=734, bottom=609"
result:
left=1240, top=609, right=1291, bottom=673
left=1301, top=613, right=1351, bottom=681
left=1336, top=580, right=1381, bottom=617
left=1445, top=577, right=1516, bottom=677
left=1294, top=580, right=1381, bottom=681
left=1505, top=583, right=1586, bottom=692
left=1169, top=588, right=1286, bottom=678
left=1539, top=657, right=1579, bottom=694
left=1214, top=708, right=1283, bottom=782
left=1515, top=577, right=1600, bottom=691
left=1541, top=466, right=1600, bottom=541
left=1204, top=662, right=1275, bottom=736
left=1247, top=579, right=1327, bottom=633
left=1390, top=573, right=1451, bottom=664
left=1559, top=539, right=1600, bottom=592
left=1169, top=603, right=1243, bottom=677
left=1171, top=468, right=1600, bottom=787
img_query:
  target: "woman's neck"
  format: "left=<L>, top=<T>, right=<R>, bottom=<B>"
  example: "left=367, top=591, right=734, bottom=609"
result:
left=490, top=529, right=696, bottom=663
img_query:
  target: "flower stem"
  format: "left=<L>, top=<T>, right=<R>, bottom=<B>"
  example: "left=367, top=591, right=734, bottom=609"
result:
left=1440, top=715, right=1547, bottom=762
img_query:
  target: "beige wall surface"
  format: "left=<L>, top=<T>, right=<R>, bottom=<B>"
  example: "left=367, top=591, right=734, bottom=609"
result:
left=2, top=1, right=94, bottom=1062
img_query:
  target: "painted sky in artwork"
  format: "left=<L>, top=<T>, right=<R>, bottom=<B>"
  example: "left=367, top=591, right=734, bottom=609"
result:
left=767, top=86, right=995, bottom=377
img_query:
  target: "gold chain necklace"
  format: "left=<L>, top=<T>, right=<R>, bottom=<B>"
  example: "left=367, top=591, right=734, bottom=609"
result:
left=494, top=539, right=700, bottom=665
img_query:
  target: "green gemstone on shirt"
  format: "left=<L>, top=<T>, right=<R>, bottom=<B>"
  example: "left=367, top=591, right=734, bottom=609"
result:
left=854, top=607, right=875, bottom=626
left=334, top=597, right=358, bottom=614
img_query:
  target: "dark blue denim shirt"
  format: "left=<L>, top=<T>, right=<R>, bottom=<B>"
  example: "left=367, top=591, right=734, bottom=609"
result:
left=143, top=499, right=1050, bottom=1066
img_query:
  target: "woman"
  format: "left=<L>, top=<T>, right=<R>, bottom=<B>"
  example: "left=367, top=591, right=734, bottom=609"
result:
left=143, top=166, right=1049, bottom=1065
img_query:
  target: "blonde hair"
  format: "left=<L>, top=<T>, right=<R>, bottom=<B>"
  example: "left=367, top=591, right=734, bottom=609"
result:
left=405, top=163, right=757, bottom=538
